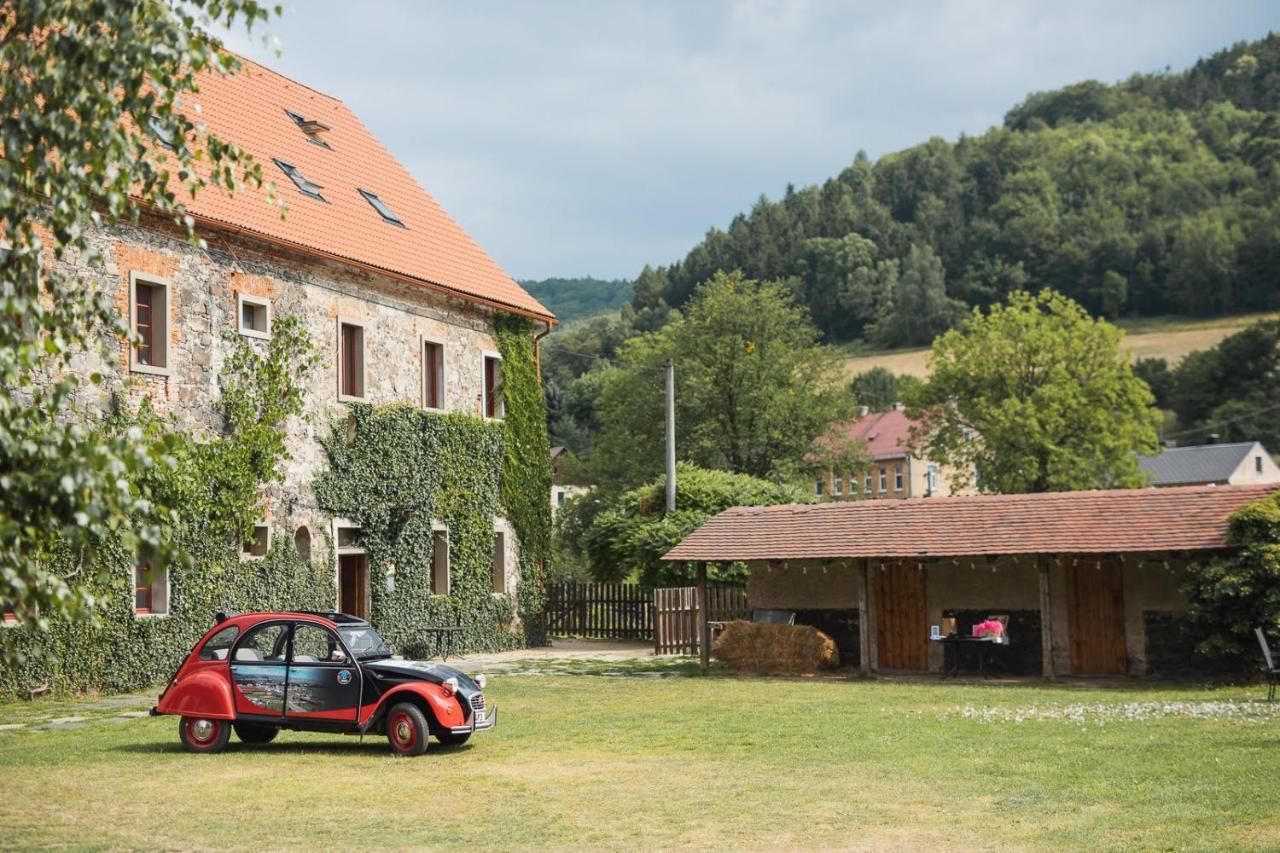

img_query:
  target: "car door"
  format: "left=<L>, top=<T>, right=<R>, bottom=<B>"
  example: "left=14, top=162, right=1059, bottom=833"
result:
left=284, top=622, right=362, bottom=725
left=229, top=621, right=290, bottom=719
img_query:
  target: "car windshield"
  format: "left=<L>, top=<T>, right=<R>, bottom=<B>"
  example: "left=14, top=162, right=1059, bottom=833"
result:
left=339, top=625, right=392, bottom=660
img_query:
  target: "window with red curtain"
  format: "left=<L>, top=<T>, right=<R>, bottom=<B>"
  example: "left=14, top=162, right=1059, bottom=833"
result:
left=340, top=323, right=363, bottom=398
left=135, top=283, right=155, bottom=365
left=134, top=563, right=153, bottom=614
left=484, top=356, right=501, bottom=418
left=424, top=341, right=442, bottom=409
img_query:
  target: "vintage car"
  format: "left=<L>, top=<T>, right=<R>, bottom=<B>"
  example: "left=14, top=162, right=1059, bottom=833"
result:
left=151, top=611, right=494, bottom=756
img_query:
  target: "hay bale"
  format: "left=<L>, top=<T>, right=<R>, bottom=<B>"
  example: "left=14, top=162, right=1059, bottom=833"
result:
left=712, top=620, right=839, bottom=675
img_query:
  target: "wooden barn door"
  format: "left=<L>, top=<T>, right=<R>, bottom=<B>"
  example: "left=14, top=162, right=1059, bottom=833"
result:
left=873, top=560, right=927, bottom=670
left=1066, top=557, right=1127, bottom=675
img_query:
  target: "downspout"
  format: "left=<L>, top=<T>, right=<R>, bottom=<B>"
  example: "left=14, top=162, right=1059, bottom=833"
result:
left=533, top=319, right=553, bottom=381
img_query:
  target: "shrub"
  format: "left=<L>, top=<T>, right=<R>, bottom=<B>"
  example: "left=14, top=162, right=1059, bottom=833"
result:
left=712, top=621, right=840, bottom=676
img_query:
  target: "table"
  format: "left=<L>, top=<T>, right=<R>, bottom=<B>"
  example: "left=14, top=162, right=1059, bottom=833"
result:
left=931, top=635, right=1006, bottom=678
left=422, top=626, right=465, bottom=661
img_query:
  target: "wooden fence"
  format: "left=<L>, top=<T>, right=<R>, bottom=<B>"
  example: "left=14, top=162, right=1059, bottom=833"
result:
left=653, top=585, right=749, bottom=655
left=542, top=582, right=653, bottom=640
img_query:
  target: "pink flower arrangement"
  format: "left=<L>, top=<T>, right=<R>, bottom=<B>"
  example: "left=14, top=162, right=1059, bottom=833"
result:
left=972, top=619, right=1004, bottom=638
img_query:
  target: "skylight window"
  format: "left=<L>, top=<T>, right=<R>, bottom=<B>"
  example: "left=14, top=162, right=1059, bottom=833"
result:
left=148, top=114, right=176, bottom=150
left=273, top=158, right=325, bottom=201
left=358, top=189, right=405, bottom=227
left=285, top=109, right=332, bottom=148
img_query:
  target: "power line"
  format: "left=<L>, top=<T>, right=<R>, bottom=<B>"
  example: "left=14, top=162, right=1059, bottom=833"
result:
left=1159, top=398, right=1280, bottom=441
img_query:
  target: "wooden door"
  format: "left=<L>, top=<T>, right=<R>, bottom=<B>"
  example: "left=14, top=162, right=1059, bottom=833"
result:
left=1066, top=557, right=1127, bottom=675
left=873, top=560, right=927, bottom=670
left=339, top=553, right=368, bottom=619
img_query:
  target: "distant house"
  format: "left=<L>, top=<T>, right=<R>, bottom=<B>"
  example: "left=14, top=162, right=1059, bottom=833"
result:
left=812, top=406, right=976, bottom=501
left=1139, top=442, right=1280, bottom=487
left=551, top=446, right=590, bottom=515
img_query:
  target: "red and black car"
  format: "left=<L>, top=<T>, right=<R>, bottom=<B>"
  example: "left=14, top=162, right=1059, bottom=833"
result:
left=151, top=611, right=495, bottom=756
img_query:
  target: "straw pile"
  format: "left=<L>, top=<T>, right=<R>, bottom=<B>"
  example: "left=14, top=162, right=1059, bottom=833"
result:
left=712, top=621, right=840, bottom=675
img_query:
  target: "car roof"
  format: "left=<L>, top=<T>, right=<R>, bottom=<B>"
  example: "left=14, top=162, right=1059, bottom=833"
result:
left=211, top=611, right=371, bottom=631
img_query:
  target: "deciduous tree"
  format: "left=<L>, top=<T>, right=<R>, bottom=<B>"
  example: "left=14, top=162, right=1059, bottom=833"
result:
left=912, top=290, right=1160, bottom=493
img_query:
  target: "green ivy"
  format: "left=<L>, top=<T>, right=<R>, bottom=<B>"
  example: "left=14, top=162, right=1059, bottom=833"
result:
left=0, top=315, right=322, bottom=696
left=493, top=315, right=553, bottom=641
left=313, top=404, right=532, bottom=655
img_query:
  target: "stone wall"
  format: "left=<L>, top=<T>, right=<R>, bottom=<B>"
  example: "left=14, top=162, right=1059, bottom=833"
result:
left=56, top=218, right=526, bottom=608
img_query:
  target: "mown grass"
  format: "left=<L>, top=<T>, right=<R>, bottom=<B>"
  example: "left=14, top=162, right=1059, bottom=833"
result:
left=838, top=311, right=1279, bottom=379
left=1, top=672, right=1278, bottom=850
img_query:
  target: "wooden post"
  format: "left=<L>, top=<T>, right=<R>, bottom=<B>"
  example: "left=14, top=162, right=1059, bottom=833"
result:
left=697, top=562, right=710, bottom=674
left=867, top=559, right=879, bottom=672
left=1038, top=554, right=1055, bottom=680
left=857, top=558, right=871, bottom=675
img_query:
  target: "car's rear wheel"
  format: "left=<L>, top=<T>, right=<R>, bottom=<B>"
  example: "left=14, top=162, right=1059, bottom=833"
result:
left=386, top=702, right=430, bottom=756
left=179, top=717, right=231, bottom=754
left=233, top=723, right=279, bottom=745
left=435, top=730, right=471, bottom=747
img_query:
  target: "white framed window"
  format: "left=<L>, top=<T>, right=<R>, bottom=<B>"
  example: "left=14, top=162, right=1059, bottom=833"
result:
left=134, top=561, right=170, bottom=617
left=492, top=530, right=507, bottom=594
left=863, top=473, right=872, bottom=495
left=878, top=468, right=887, bottom=492
left=894, top=467, right=904, bottom=491
left=482, top=352, right=504, bottom=420
left=926, top=464, right=940, bottom=495
left=814, top=480, right=824, bottom=497
left=337, top=318, right=366, bottom=401
left=431, top=526, right=450, bottom=595
left=237, top=293, right=271, bottom=339
left=422, top=336, right=445, bottom=411
left=242, top=523, right=270, bottom=559
left=833, top=477, right=843, bottom=497
left=129, top=272, right=172, bottom=376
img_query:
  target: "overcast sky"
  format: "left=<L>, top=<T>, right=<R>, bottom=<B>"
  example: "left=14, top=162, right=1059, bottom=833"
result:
left=222, top=2, right=1277, bottom=281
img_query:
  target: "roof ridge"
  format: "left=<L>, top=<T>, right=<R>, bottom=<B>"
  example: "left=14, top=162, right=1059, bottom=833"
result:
left=224, top=49, right=342, bottom=102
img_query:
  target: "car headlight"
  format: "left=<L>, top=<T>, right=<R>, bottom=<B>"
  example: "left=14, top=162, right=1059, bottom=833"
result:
left=442, top=676, right=458, bottom=697
left=474, top=673, right=487, bottom=689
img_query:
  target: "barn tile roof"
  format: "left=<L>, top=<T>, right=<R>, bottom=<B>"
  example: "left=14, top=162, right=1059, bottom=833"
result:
left=166, top=57, right=552, bottom=321
left=661, top=484, right=1277, bottom=561
left=1138, top=442, right=1266, bottom=486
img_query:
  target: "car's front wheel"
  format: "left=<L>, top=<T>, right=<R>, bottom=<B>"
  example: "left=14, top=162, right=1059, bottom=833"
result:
left=386, top=702, right=430, bottom=756
left=179, top=717, right=231, bottom=754
left=233, top=723, right=279, bottom=745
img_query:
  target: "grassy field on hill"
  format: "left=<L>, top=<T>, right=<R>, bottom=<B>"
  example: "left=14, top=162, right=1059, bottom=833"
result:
left=840, top=313, right=1279, bottom=379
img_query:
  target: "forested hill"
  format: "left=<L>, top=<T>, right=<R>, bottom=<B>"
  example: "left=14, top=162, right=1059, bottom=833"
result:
left=628, top=33, right=1280, bottom=348
left=521, top=276, right=632, bottom=324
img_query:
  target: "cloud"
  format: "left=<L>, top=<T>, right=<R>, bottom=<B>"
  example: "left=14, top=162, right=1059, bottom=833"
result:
left=220, top=1, right=1276, bottom=280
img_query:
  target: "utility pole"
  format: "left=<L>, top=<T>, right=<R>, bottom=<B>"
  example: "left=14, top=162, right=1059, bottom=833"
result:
left=665, top=358, right=676, bottom=512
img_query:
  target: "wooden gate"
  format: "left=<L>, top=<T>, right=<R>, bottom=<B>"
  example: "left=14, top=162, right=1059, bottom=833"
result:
left=542, top=583, right=653, bottom=640
left=653, top=586, right=749, bottom=655
left=1067, top=556, right=1127, bottom=674
left=873, top=560, right=927, bottom=670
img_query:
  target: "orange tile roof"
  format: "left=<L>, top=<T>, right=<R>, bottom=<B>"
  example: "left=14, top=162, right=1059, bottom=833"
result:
left=169, top=57, right=553, bottom=321
left=662, top=484, right=1277, bottom=561
left=818, top=409, right=916, bottom=461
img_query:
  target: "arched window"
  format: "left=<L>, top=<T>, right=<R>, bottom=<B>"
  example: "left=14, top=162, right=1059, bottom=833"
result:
left=294, top=526, right=312, bottom=562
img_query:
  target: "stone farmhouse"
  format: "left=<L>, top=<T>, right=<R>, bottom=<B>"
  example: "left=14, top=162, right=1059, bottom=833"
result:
left=812, top=407, right=976, bottom=501
left=6, top=57, right=554, bottom=638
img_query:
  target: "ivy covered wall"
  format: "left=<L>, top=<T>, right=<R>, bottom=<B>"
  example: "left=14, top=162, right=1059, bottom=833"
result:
left=0, top=309, right=553, bottom=696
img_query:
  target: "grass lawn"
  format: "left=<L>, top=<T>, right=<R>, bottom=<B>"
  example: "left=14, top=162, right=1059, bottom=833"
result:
left=2, top=664, right=1279, bottom=850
